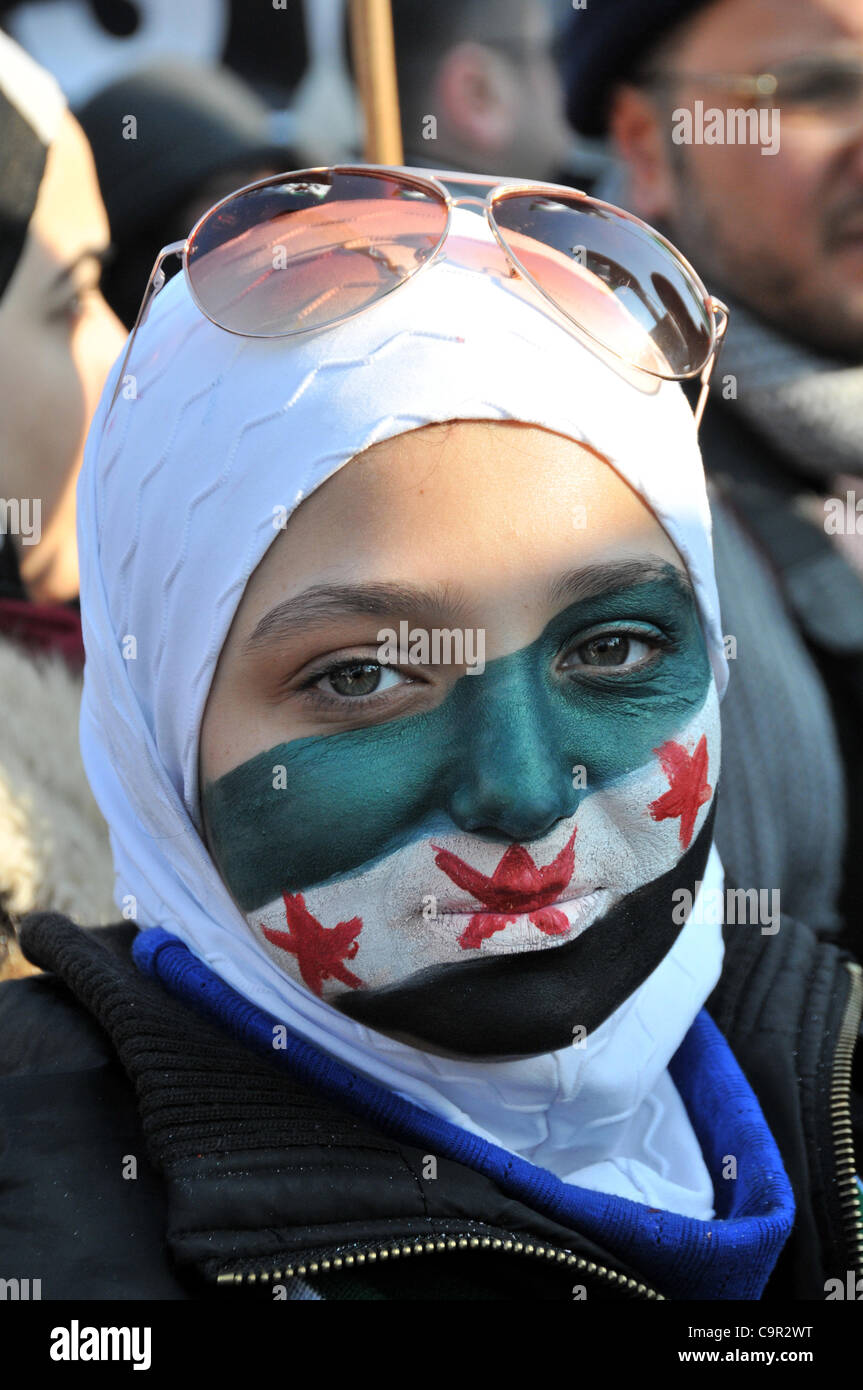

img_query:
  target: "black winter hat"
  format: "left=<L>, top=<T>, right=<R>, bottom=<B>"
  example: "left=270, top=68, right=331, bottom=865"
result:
left=564, top=0, right=718, bottom=137
left=76, top=60, right=289, bottom=242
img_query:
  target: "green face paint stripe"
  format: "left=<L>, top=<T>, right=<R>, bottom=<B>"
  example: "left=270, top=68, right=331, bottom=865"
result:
left=203, top=572, right=712, bottom=910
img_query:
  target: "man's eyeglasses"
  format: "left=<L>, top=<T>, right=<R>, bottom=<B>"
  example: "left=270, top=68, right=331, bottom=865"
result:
left=107, top=165, right=729, bottom=430
left=642, top=52, right=863, bottom=134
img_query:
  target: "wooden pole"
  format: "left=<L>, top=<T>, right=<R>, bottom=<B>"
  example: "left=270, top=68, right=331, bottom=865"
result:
left=348, top=0, right=404, bottom=166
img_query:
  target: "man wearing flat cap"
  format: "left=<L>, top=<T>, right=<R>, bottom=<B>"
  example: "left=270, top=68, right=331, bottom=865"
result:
left=565, top=0, right=863, bottom=956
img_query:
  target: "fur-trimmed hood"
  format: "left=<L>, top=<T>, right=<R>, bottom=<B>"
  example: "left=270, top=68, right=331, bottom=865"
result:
left=0, top=634, right=115, bottom=976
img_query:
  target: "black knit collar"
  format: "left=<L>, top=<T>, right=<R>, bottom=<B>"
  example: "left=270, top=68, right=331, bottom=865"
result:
left=18, top=913, right=638, bottom=1290
left=17, top=908, right=855, bottom=1298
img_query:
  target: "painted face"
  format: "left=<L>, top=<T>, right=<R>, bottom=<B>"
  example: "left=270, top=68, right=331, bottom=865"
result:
left=199, top=422, right=720, bottom=1059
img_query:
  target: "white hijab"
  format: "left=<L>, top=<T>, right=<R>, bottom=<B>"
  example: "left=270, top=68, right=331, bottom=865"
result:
left=78, top=205, right=729, bottom=1218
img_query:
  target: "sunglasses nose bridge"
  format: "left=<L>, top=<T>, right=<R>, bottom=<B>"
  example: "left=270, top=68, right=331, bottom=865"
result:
left=448, top=194, right=489, bottom=212
left=438, top=198, right=518, bottom=274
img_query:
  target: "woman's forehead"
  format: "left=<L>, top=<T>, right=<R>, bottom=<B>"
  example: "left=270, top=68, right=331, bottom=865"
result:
left=232, top=421, right=687, bottom=636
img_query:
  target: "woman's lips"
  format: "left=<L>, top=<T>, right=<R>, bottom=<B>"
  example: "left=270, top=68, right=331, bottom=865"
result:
left=427, top=887, right=611, bottom=953
left=423, top=830, right=600, bottom=949
left=434, top=884, right=601, bottom=915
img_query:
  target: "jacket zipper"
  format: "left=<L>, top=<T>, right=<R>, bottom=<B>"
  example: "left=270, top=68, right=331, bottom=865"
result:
left=215, top=1231, right=664, bottom=1299
left=832, top=959, right=863, bottom=1277
left=214, top=961, right=862, bottom=1299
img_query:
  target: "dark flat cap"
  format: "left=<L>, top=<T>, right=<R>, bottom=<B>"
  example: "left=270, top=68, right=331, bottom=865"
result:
left=564, top=0, right=717, bottom=136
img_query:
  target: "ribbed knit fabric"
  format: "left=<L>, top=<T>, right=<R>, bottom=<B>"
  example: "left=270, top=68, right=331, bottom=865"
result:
left=18, top=915, right=407, bottom=1168
left=709, top=495, right=845, bottom=934
left=134, top=925, right=796, bottom=1300
left=715, top=292, right=863, bottom=485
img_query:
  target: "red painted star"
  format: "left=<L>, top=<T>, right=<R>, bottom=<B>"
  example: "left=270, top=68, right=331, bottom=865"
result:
left=261, top=891, right=364, bottom=997
left=430, top=829, right=578, bottom=949
left=648, top=735, right=712, bottom=849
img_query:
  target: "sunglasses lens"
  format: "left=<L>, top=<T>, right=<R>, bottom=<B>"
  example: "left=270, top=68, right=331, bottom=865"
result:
left=185, top=170, right=449, bottom=336
left=492, top=193, right=713, bottom=377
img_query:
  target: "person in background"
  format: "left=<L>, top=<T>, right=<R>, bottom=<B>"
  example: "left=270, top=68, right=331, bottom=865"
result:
left=0, top=32, right=124, bottom=977
left=392, top=0, right=575, bottom=183
left=76, top=61, right=291, bottom=327
left=565, top=0, right=863, bottom=951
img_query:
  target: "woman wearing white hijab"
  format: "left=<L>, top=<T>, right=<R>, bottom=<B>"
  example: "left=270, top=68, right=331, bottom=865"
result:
left=2, top=168, right=859, bottom=1302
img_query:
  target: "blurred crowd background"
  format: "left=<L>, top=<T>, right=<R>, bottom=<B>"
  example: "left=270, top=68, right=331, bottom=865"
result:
left=0, top=0, right=615, bottom=327
left=2, top=0, right=863, bottom=978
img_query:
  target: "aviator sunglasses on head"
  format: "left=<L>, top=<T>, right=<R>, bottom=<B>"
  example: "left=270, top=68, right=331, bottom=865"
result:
left=107, top=165, right=729, bottom=428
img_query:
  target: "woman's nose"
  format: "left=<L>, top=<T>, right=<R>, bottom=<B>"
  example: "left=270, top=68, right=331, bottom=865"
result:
left=445, top=672, right=580, bottom=841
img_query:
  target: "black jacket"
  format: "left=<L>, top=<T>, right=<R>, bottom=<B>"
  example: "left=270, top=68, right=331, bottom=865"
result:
left=0, top=909, right=860, bottom=1301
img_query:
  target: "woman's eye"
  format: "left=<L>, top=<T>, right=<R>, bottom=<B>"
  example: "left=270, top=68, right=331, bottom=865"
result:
left=311, top=660, right=407, bottom=699
left=564, top=633, right=657, bottom=671
left=65, top=291, right=86, bottom=321
left=50, top=287, right=90, bottom=327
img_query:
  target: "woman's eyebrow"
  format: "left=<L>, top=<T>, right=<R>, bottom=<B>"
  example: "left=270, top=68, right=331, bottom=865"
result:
left=546, top=556, right=690, bottom=607
left=242, top=581, right=473, bottom=653
left=48, top=244, right=113, bottom=295
left=242, top=558, right=690, bottom=655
